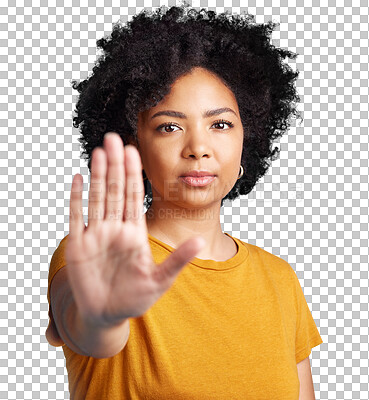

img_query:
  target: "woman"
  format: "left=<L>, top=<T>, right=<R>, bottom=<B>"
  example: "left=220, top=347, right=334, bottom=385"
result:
left=45, top=4, right=323, bottom=399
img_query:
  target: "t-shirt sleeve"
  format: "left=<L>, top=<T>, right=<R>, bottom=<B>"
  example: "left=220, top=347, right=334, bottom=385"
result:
left=45, top=234, right=69, bottom=347
left=291, top=269, right=323, bottom=364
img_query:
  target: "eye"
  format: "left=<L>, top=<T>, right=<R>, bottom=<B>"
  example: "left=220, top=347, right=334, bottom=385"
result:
left=156, top=119, right=234, bottom=134
left=212, top=119, right=234, bottom=130
left=156, top=122, right=180, bottom=134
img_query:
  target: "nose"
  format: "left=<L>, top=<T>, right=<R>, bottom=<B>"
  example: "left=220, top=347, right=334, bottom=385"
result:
left=182, top=128, right=212, bottom=159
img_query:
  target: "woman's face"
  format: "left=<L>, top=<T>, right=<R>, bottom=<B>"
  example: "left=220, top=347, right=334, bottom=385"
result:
left=136, top=67, right=244, bottom=209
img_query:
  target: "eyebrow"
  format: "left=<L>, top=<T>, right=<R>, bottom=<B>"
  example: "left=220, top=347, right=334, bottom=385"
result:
left=150, top=107, right=237, bottom=120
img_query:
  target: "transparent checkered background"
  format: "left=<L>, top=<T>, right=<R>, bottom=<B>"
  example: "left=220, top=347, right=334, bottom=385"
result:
left=1, top=0, right=368, bottom=398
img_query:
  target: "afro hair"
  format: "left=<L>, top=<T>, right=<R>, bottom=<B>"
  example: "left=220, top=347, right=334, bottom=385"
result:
left=71, top=1, right=301, bottom=209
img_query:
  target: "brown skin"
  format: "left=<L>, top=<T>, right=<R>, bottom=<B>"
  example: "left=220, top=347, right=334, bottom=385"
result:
left=134, top=70, right=317, bottom=397
left=47, top=68, right=316, bottom=395
left=135, top=67, right=244, bottom=261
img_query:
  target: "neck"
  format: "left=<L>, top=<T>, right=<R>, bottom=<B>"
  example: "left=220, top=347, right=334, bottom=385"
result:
left=144, top=198, right=232, bottom=260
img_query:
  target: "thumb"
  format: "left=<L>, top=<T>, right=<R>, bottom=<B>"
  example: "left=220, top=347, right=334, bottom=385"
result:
left=153, top=236, right=206, bottom=287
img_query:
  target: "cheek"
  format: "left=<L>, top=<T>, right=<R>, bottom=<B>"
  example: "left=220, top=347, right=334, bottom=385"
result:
left=150, top=141, right=178, bottom=168
left=218, top=143, right=242, bottom=168
left=229, top=141, right=243, bottom=171
left=145, top=152, right=177, bottom=184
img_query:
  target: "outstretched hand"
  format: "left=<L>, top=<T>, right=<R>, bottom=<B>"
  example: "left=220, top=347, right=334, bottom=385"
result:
left=64, top=132, right=206, bottom=328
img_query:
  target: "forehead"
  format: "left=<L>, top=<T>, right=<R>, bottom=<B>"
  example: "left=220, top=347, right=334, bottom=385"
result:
left=140, top=67, right=239, bottom=121
left=170, top=67, right=235, bottom=97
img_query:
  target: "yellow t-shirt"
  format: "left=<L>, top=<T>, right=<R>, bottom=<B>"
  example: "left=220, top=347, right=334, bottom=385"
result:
left=46, top=232, right=323, bottom=400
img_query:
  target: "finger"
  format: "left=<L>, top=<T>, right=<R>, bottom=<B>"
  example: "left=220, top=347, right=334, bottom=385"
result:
left=88, top=147, right=107, bottom=229
left=123, top=145, right=145, bottom=224
left=153, top=236, right=206, bottom=287
left=104, top=132, right=125, bottom=222
left=69, top=173, right=85, bottom=240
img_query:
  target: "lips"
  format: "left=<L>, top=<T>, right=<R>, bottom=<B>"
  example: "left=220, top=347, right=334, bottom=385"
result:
left=179, top=175, right=216, bottom=187
left=180, top=170, right=215, bottom=177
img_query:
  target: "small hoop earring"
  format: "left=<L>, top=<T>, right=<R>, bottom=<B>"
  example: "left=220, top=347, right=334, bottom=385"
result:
left=237, top=165, right=244, bottom=180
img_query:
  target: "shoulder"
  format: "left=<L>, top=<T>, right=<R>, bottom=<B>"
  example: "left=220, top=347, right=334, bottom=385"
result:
left=238, top=240, right=302, bottom=313
left=51, top=234, right=69, bottom=260
left=238, top=239, right=297, bottom=283
left=49, top=234, right=69, bottom=267
left=48, top=234, right=70, bottom=301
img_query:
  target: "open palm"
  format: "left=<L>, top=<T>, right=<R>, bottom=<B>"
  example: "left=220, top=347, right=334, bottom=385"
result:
left=64, top=132, right=205, bottom=328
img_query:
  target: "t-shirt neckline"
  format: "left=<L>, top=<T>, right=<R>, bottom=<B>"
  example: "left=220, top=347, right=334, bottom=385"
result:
left=148, top=232, right=249, bottom=271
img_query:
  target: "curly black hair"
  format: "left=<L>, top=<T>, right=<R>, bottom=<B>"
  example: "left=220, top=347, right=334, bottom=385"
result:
left=71, top=1, right=301, bottom=209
